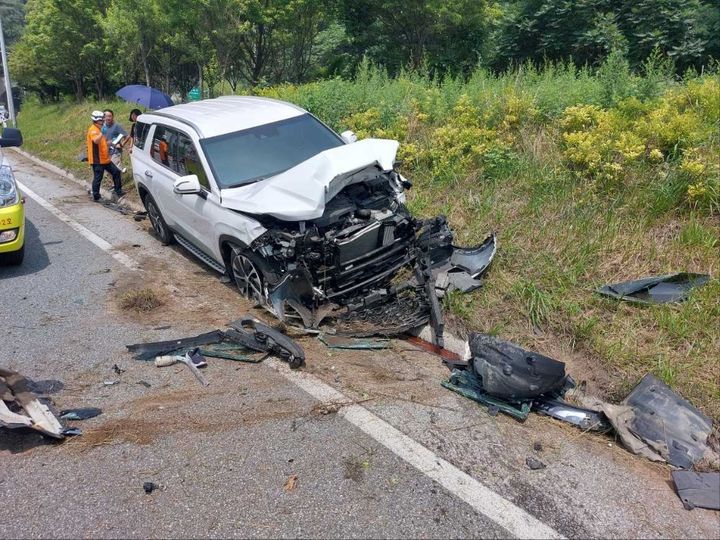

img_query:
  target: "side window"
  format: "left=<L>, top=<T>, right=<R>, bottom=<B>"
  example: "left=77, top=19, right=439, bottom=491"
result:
left=150, top=125, right=175, bottom=169
left=176, top=133, right=210, bottom=190
left=133, top=121, right=150, bottom=150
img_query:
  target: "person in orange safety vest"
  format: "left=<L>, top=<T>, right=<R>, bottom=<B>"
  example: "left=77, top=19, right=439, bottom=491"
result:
left=87, top=110, right=124, bottom=201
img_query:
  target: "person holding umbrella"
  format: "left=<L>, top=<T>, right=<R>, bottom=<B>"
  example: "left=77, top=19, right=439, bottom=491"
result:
left=86, top=110, right=124, bottom=201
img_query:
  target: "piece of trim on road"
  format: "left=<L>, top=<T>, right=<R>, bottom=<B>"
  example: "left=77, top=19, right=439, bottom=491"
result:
left=266, top=358, right=564, bottom=539
left=16, top=181, right=138, bottom=271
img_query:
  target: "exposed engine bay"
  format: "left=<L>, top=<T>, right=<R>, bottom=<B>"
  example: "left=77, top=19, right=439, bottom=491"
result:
left=232, top=167, right=496, bottom=345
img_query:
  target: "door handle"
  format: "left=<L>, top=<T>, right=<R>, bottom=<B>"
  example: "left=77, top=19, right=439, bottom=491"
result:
left=144, top=170, right=153, bottom=178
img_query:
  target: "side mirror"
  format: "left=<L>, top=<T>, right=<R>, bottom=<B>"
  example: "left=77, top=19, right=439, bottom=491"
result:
left=340, top=130, right=357, bottom=144
left=0, top=128, right=23, bottom=148
left=173, top=174, right=201, bottom=195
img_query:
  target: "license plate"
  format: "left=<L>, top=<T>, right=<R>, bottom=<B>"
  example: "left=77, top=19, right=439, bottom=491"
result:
left=0, top=217, right=12, bottom=226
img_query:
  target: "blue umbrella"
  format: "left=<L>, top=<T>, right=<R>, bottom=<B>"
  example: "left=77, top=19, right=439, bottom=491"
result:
left=115, top=85, right=174, bottom=110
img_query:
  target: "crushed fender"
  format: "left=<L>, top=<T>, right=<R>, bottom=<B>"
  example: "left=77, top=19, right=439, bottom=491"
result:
left=596, top=273, right=709, bottom=304
left=672, top=471, right=720, bottom=511
left=0, top=367, right=64, bottom=439
left=318, top=334, right=391, bottom=350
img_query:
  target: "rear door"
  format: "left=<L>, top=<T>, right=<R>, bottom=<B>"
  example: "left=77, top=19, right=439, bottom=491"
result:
left=146, top=124, right=182, bottom=230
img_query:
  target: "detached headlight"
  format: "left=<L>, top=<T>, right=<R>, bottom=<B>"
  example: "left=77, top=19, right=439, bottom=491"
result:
left=0, top=165, right=19, bottom=207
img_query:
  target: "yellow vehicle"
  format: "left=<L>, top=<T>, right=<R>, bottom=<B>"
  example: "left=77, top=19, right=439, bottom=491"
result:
left=0, top=128, right=25, bottom=265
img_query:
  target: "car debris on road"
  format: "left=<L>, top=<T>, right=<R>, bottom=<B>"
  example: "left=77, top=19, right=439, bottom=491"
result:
left=1, top=367, right=65, bottom=438
left=440, top=335, right=719, bottom=475
left=127, top=315, right=306, bottom=371
left=155, top=349, right=210, bottom=387
left=318, top=334, right=391, bottom=350
left=59, top=407, right=103, bottom=421
left=526, top=456, right=546, bottom=470
left=672, top=471, right=720, bottom=511
left=442, top=333, right=577, bottom=422
left=596, top=273, right=710, bottom=304
left=1, top=367, right=94, bottom=440
left=576, top=374, right=717, bottom=469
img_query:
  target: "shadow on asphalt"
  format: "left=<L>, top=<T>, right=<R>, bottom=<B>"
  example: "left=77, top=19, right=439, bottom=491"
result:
left=0, top=379, right=65, bottom=454
left=0, top=219, right=50, bottom=278
left=0, top=427, right=60, bottom=454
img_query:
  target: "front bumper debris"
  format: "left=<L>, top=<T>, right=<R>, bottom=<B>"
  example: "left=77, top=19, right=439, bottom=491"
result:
left=127, top=316, right=306, bottom=369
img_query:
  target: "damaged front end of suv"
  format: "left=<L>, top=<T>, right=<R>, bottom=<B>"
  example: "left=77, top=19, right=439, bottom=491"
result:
left=220, top=138, right=496, bottom=344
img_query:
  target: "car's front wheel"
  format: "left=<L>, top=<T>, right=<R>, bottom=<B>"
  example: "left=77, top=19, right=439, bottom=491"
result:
left=144, top=195, right=174, bottom=245
left=230, top=248, right=265, bottom=306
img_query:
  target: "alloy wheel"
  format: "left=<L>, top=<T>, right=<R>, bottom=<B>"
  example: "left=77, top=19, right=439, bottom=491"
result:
left=232, top=252, right=264, bottom=305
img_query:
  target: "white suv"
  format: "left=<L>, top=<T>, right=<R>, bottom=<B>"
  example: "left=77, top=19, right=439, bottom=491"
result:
left=131, top=97, right=494, bottom=335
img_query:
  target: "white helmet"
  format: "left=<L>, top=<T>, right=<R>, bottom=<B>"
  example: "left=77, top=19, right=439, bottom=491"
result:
left=91, top=110, right=104, bottom=122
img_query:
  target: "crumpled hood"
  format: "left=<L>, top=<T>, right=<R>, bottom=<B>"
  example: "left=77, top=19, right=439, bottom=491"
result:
left=220, top=138, right=399, bottom=221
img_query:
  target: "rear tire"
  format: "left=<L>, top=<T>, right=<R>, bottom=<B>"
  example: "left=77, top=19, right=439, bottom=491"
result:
left=1, top=244, right=24, bottom=265
left=144, top=195, right=174, bottom=245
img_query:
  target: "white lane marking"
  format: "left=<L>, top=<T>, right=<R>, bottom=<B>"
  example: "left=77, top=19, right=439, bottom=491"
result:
left=266, top=358, right=564, bottom=539
left=17, top=181, right=138, bottom=271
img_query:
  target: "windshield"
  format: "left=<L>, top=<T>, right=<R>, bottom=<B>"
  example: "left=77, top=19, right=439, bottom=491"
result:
left=201, top=114, right=344, bottom=189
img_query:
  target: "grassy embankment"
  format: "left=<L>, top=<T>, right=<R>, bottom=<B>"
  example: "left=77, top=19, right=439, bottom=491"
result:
left=16, top=62, right=720, bottom=418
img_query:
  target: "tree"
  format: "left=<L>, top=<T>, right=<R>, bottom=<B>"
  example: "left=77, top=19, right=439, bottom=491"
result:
left=340, top=0, right=491, bottom=76
left=0, top=0, right=27, bottom=45
left=10, top=0, right=107, bottom=100
left=619, top=0, right=709, bottom=72
left=104, top=0, right=166, bottom=87
left=491, top=0, right=716, bottom=73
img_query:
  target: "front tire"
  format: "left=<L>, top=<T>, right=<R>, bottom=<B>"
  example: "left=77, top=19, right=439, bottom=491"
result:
left=230, top=248, right=265, bottom=306
left=144, top=195, right=174, bottom=245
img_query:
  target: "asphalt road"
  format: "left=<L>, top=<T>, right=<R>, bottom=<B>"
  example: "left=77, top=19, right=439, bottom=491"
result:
left=1, top=152, right=718, bottom=539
